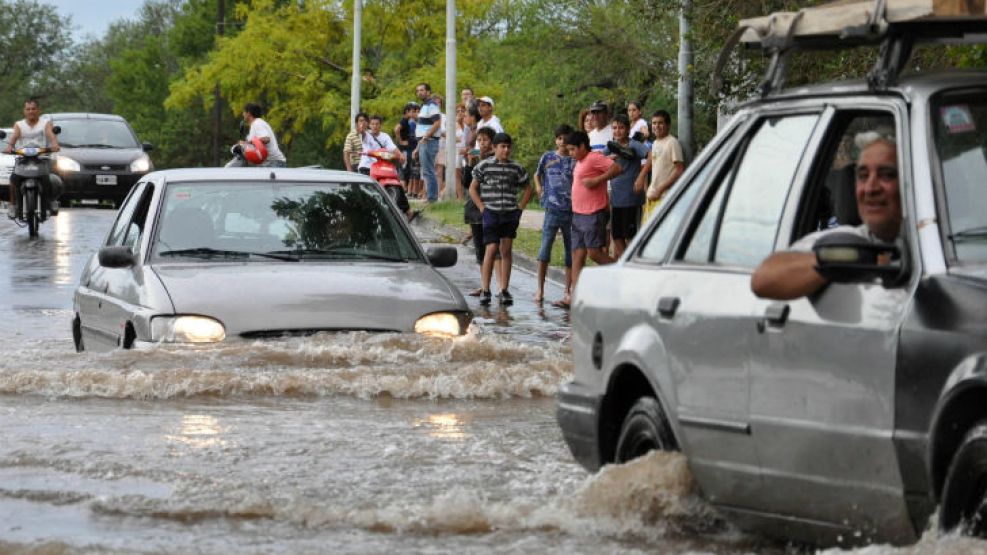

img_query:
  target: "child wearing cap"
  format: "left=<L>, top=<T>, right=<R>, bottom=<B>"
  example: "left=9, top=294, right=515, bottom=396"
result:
left=468, top=132, right=532, bottom=307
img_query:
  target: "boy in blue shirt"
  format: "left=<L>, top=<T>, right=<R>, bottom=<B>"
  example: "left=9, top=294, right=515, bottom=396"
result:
left=534, top=124, right=575, bottom=307
left=605, top=114, right=650, bottom=258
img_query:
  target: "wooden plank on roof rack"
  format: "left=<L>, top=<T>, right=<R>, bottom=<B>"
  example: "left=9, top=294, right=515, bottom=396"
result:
left=740, top=0, right=987, bottom=46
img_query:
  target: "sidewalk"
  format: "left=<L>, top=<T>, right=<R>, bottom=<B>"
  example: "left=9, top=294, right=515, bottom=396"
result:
left=414, top=207, right=566, bottom=287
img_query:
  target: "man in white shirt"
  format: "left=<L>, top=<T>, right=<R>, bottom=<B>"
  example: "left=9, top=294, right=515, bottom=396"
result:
left=475, top=96, right=503, bottom=144
left=587, top=100, right=612, bottom=151
left=5, top=98, right=61, bottom=218
left=359, top=115, right=402, bottom=174
left=230, top=103, right=286, bottom=167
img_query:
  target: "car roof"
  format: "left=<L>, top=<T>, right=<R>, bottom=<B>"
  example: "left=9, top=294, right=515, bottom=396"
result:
left=732, top=69, right=987, bottom=110
left=146, top=167, right=376, bottom=184
left=48, top=113, right=128, bottom=122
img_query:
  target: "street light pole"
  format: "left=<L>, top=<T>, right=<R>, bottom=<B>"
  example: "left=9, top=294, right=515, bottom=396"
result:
left=212, top=0, right=225, bottom=166
left=677, top=0, right=694, bottom=161
left=350, top=0, right=362, bottom=130
left=442, top=0, right=457, bottom=200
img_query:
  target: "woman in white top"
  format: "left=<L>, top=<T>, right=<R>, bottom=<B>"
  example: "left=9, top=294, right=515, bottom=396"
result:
left=454, top=104, right=467, bottom=199
left=628, top=101, right=649, bottom=142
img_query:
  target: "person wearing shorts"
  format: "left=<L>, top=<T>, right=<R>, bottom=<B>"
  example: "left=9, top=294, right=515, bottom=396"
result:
left=605, top=114, right=649, bottom=258
left=565, top=131, right=622, bottom=298
left=534, top=123, right=575, bottom=306
left=469, top=132, right=532, bottom=307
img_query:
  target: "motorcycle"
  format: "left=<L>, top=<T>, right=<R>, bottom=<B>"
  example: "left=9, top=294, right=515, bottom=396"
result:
left=0, top=128, right=60, bottom=238
left=365, top=148, right=409, bottom=211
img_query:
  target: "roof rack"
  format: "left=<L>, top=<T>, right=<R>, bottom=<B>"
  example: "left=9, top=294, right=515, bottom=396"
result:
left=712, top=0, right=987, bottom=98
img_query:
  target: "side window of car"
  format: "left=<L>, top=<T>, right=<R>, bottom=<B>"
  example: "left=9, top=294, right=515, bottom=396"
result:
left=636, top=124, right=740, bottom=262
left=790, top=112, right=896, bottom=243
left=679, top=114, right=820, bottom=267
left=121, top=184, right=156, bottom=252
left=106, top=183, right=147, bottom=247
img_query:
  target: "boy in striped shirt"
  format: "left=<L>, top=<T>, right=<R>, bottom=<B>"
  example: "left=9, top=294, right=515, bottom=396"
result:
left=468, top=132, right=532, bottom=306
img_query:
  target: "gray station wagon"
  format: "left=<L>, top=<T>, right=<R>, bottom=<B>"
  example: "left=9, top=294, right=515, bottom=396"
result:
left=558, top=1, right=987, bottom=547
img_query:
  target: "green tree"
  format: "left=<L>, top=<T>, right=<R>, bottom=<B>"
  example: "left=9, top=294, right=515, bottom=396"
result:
left=0, top=0, right=73, bottom=122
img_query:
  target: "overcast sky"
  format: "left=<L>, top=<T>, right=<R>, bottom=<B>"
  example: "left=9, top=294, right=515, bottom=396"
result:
left=48, top=0, right=147, bottom=41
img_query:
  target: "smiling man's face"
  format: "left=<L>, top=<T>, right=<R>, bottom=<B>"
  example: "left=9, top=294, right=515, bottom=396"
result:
left=855, top=139, right=901, bottom=242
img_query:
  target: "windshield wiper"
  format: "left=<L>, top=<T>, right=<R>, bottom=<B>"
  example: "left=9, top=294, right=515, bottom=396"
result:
left=949, top=226, right=987, bottom=242
left=159, top=247, right=298, bottom=261
left=268, top=248, right=408, bottom=262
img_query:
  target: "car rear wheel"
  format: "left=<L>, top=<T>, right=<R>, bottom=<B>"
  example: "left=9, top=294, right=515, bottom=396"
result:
left=940, top=420, right=987, bottom=538
left=614, top=396, right=677, bottom=463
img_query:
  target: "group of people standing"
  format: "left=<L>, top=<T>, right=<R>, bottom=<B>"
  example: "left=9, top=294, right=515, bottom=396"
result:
left=342, top=84, right=503, bottom=205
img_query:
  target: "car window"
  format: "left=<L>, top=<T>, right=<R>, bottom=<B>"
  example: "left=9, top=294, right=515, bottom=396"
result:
left=56, top=119, right=140, bottom=149
left=710, top=114, right=819, bottom=267
left=932, top=91, right=987, bottom=264
left=635, top=125, right=739, bottom=262
left=121, top=185, right=156, bottom=252
left=152, top=181, right=421, bottom=262
left=106, top=183, right=147, bottom=247
left=683, top=182, right=727, bottom=263
left=790, top=112, right=896, bottom=243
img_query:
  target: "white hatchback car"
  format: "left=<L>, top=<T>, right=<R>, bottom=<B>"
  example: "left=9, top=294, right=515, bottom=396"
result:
left=0, top=127, right=14, bottom=193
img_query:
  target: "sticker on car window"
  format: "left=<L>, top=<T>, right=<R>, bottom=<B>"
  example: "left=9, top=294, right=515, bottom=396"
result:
left=173, top=190, right=192, bottom=200
left=940, top=105, right=976, bottom=134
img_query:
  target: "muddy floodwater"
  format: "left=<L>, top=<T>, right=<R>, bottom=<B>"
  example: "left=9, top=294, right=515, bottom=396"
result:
left=1, top=210, right=985, bottom=554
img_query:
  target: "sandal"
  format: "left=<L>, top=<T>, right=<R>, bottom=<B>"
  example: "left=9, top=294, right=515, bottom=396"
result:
left=551, top=299, right=571, bottom=309
left=467, top=287, right=483, bottom=297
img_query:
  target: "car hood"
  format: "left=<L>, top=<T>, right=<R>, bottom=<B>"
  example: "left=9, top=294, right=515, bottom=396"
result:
left=58, top=147, right=144, bottom=165
left=151, top=261, right=466, bottom=335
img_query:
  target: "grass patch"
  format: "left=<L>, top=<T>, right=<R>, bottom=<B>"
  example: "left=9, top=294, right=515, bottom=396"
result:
left=422, top=200, right=566, bottom=268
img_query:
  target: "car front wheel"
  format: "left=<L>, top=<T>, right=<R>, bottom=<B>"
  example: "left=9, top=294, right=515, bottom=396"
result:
left=940, top=420, right=987, bottom=538
left=614, top=396, right=677, bottom=463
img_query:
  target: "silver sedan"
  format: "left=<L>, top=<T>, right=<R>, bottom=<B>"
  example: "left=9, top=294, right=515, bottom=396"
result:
left=72, top=168, right=470, bottom=351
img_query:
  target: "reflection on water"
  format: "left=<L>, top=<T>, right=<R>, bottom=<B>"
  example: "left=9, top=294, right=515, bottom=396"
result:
left=413, top=413, right=469, bottom=440
left=53, top=209, right=75, bottom=286
left=165, top=414, right=229, bottom=450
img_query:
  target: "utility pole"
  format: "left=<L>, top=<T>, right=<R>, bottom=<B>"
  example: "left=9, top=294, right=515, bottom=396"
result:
left=442, top=0, right=456, bottom=200
left=677, top=0, right=694, bottom=161
left=212, top=0, right=225, bottom=166
left=350, top=0, right=362, bottom=130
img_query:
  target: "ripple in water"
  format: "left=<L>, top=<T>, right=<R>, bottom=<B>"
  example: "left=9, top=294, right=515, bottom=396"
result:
left=0, top=332, right=571, bottom=400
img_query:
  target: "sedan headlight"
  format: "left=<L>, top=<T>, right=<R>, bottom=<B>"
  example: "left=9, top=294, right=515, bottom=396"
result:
left=151, top=315, right=226, bottom=343
left=130, top=155, right=151, bottom=172
left=414, top=312, right=462, bottom=337
left=55, top=156, right=80, bottom=172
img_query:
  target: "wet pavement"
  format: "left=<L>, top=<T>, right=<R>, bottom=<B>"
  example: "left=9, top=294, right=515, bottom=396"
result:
left=0, top=208, right=983, bottom=555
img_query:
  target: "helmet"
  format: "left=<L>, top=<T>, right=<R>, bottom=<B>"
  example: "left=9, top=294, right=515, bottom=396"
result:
left=243, top=137, right=269, bottom=164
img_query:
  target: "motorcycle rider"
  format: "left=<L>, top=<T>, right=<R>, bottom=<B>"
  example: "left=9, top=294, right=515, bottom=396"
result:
left=226, top=102, right=287, bottom=167
left=5, top=99, right=61, bottom=218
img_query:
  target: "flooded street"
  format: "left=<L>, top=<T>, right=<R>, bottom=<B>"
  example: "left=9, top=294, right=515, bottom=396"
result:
left=0, top=210, right=984, bottom=554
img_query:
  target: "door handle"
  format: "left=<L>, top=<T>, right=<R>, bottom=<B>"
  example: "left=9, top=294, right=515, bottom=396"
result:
left=657, top=296, right=680, bottom=318
left=757, top=302, right=790, bottom=333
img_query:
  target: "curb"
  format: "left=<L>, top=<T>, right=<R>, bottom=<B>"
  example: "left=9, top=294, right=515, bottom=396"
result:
left=416, top=215, right=568, bottom=287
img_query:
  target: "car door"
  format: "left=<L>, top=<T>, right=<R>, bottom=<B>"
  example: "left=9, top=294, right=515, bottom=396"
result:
left=646, top=112, right=824, bottom=508
left=749, top=103, right=917, bottom=542
left=84, top=181, right=154, bottom=348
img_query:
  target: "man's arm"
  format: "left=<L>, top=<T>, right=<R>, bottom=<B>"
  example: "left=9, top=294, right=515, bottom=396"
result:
left=469, top=178, right=484, bottom=212
left=4, top=126, right=20, bottom=153
left=635, top=158, right=652, bottom=194
left=583, top=163, right=622, bottom=189
left=652, top=161, right=684, bottom=199
left=750, top=251, right=828, bottom=300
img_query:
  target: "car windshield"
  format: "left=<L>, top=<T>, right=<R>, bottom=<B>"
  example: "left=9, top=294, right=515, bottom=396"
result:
left=56, top=119, right=139, bottom=149
left=933, top=92, right=987, bottom=264
left=151, top=180, right=421, bottom=263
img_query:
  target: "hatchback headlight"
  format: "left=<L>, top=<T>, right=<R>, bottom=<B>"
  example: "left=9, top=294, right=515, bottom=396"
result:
left=151, top=315, right=226, bottom=343
left=55, top=156, right=80, bottom=172
left=130, top=155, right=151, bottom=172
left=414, top=313, right=462, bottom=337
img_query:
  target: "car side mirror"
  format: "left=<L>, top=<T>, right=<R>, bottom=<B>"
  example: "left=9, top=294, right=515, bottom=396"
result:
left=52, top=125, right=61, bottom=135
left=142, top=142, right=154, bottom=152
left=99, top=246, right=136, bottom=268
left=813, top=232, right=908, bottom=287
left=426, top=246, right=457, bottom=268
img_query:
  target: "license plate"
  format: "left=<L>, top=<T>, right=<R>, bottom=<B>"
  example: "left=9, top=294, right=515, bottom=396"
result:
left=80, top=199, right=99, bottom=205
left=96, top=175, right=117, bottom=185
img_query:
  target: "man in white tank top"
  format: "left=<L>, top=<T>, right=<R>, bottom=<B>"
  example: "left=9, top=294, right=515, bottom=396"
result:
left=5, top=99, right=61, bottom=218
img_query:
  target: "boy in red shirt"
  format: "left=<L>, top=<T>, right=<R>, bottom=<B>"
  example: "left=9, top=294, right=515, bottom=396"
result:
left=565, top=131, right=622, bottom=300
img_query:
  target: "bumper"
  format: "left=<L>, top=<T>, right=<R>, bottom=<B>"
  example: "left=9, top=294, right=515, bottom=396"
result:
left=57, top=170, right=145, bottom=204
left=557, top=380, right=604, bottom=471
